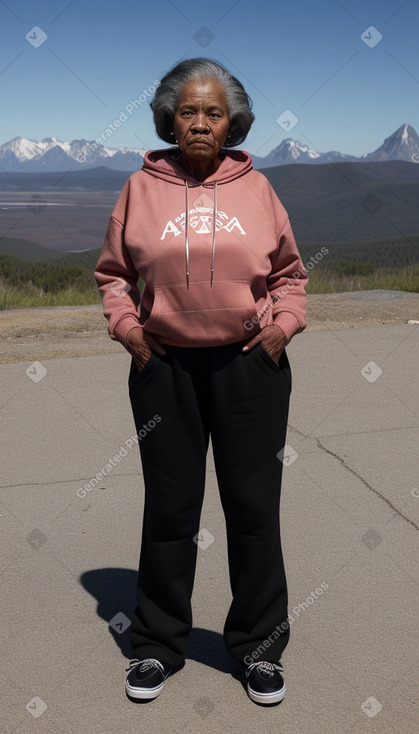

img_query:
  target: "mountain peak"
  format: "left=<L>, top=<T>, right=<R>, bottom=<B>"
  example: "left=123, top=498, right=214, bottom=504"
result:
left=364, top=123, right=419, bottom=162
left=386, top=123, right=418, bottom=142
left=395, top=123, right=417, bottom=138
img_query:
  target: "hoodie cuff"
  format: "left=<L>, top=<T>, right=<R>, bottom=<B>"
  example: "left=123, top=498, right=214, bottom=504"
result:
left=112, top=316, right=144, bottom=346
left=272, top=312, right=304, bottom=342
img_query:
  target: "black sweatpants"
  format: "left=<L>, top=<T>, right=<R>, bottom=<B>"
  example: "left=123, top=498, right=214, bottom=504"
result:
left=128, top=338, right=292, bottom=668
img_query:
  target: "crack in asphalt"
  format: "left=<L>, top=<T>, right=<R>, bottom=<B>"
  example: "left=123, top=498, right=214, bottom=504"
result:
left=289, top=423, right=418, bottom=532
left=315, top=438, right=419, bottom=532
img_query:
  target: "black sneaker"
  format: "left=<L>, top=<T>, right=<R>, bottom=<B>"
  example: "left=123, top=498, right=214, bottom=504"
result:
left=125, top=658, right=172, bottom=700
left=245, top=661, right=286, bottom=705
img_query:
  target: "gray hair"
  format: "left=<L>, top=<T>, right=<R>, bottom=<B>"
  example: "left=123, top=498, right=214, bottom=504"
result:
left=150, top=58, right=255, bottom=147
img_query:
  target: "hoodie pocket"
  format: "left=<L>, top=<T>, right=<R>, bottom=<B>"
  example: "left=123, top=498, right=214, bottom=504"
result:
left=143, top=280, right=258, bottom=345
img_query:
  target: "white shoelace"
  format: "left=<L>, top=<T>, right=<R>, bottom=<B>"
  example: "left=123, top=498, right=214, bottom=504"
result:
left=126, top=658, right=165, bottom=676
left=246, top=661, right=283, bottom=678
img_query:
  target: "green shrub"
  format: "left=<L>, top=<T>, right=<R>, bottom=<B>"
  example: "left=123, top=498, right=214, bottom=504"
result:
left=325, top=260, right=375, bottom=277
left=0, top=254, right=96, bottom=294
left=306, top=264, right=419, bottom=294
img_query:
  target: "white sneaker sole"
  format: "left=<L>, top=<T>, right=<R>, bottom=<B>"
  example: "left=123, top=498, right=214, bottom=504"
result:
left=247, top=681, right=286, bottom=705
left=125, top=679, right=165, bottom=700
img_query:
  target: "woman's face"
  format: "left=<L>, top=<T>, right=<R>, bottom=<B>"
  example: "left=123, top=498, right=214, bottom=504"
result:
left=173, top=77, right=230, bottom=173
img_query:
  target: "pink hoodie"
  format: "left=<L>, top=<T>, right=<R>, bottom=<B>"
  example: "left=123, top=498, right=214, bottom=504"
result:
left=94, top=148, right=307, bottom=348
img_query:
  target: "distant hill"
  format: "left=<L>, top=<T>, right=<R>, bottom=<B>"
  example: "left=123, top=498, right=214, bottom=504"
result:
left=0, top=237, right=60, bottom=260
left=0, top=166, right=129, bottom=191
left=262, top=160, right=419, bottom=242
left=2, top=234, right=417, bottom=277
left=0, top=239, right=101, bottom=270
left=1, top=161, right=418, bottom=252
left=298, top=234, right=419, bottom=269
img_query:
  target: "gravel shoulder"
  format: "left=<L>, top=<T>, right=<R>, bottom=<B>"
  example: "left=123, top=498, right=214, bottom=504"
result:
left=1, top=291, right=418, bottom=364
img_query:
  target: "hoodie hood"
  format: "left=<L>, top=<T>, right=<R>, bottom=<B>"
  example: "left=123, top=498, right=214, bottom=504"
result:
left=142, top=147, right=253, bottom=185
left=142, top=148, right=253, bottom=288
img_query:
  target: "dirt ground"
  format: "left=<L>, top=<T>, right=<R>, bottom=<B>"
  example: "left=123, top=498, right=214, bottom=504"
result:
left=0, top=291, right=418, bottom=364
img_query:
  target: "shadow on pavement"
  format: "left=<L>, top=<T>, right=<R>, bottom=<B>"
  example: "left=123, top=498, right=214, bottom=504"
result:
left=80, top=567, right=233, bottom=673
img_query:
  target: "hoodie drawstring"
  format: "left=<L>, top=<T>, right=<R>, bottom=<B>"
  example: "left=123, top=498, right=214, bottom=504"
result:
left=210, top=181, right=217, bottom=287
left=185, top=180, right=190, bottom=289
left=184, top=180, right=217, bottom=289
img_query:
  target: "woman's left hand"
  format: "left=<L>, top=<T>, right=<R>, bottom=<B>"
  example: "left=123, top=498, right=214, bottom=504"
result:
left=242, top=324, right=288, bottom=363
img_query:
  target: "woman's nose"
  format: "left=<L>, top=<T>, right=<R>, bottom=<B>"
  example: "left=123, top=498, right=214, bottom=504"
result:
left=192, top=114, right=209, bottom=131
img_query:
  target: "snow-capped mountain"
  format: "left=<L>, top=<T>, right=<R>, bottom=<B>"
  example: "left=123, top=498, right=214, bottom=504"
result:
left=252, top=124, right=419, bottom=168
left=0, top=137, right=144, bottom=172
left=252, top=138, right=357, bottom=168
left=361, top=124, right=419, bottom=162
left=252, top=139, right=321, bottom=167
left=1, top=124, right=418, bottom=171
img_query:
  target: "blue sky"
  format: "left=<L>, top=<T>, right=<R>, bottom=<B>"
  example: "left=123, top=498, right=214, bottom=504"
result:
left=0, top=0, right=418, bottom=157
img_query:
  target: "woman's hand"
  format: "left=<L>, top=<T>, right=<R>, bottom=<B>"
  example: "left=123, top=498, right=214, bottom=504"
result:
left=125, top=327, right=165, bottom=370
left=242, top=324, right=288, bottom=363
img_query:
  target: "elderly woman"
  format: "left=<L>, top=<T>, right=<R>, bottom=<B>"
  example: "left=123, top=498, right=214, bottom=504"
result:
left=95, top=57, right=307, bottom=706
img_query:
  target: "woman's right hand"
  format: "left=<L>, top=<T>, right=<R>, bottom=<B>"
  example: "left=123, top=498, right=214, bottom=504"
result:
left=125, top=327, right=165, bottom=371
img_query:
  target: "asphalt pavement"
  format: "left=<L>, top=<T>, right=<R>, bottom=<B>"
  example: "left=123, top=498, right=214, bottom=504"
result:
left=0, top=323, right=418, bottom=734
